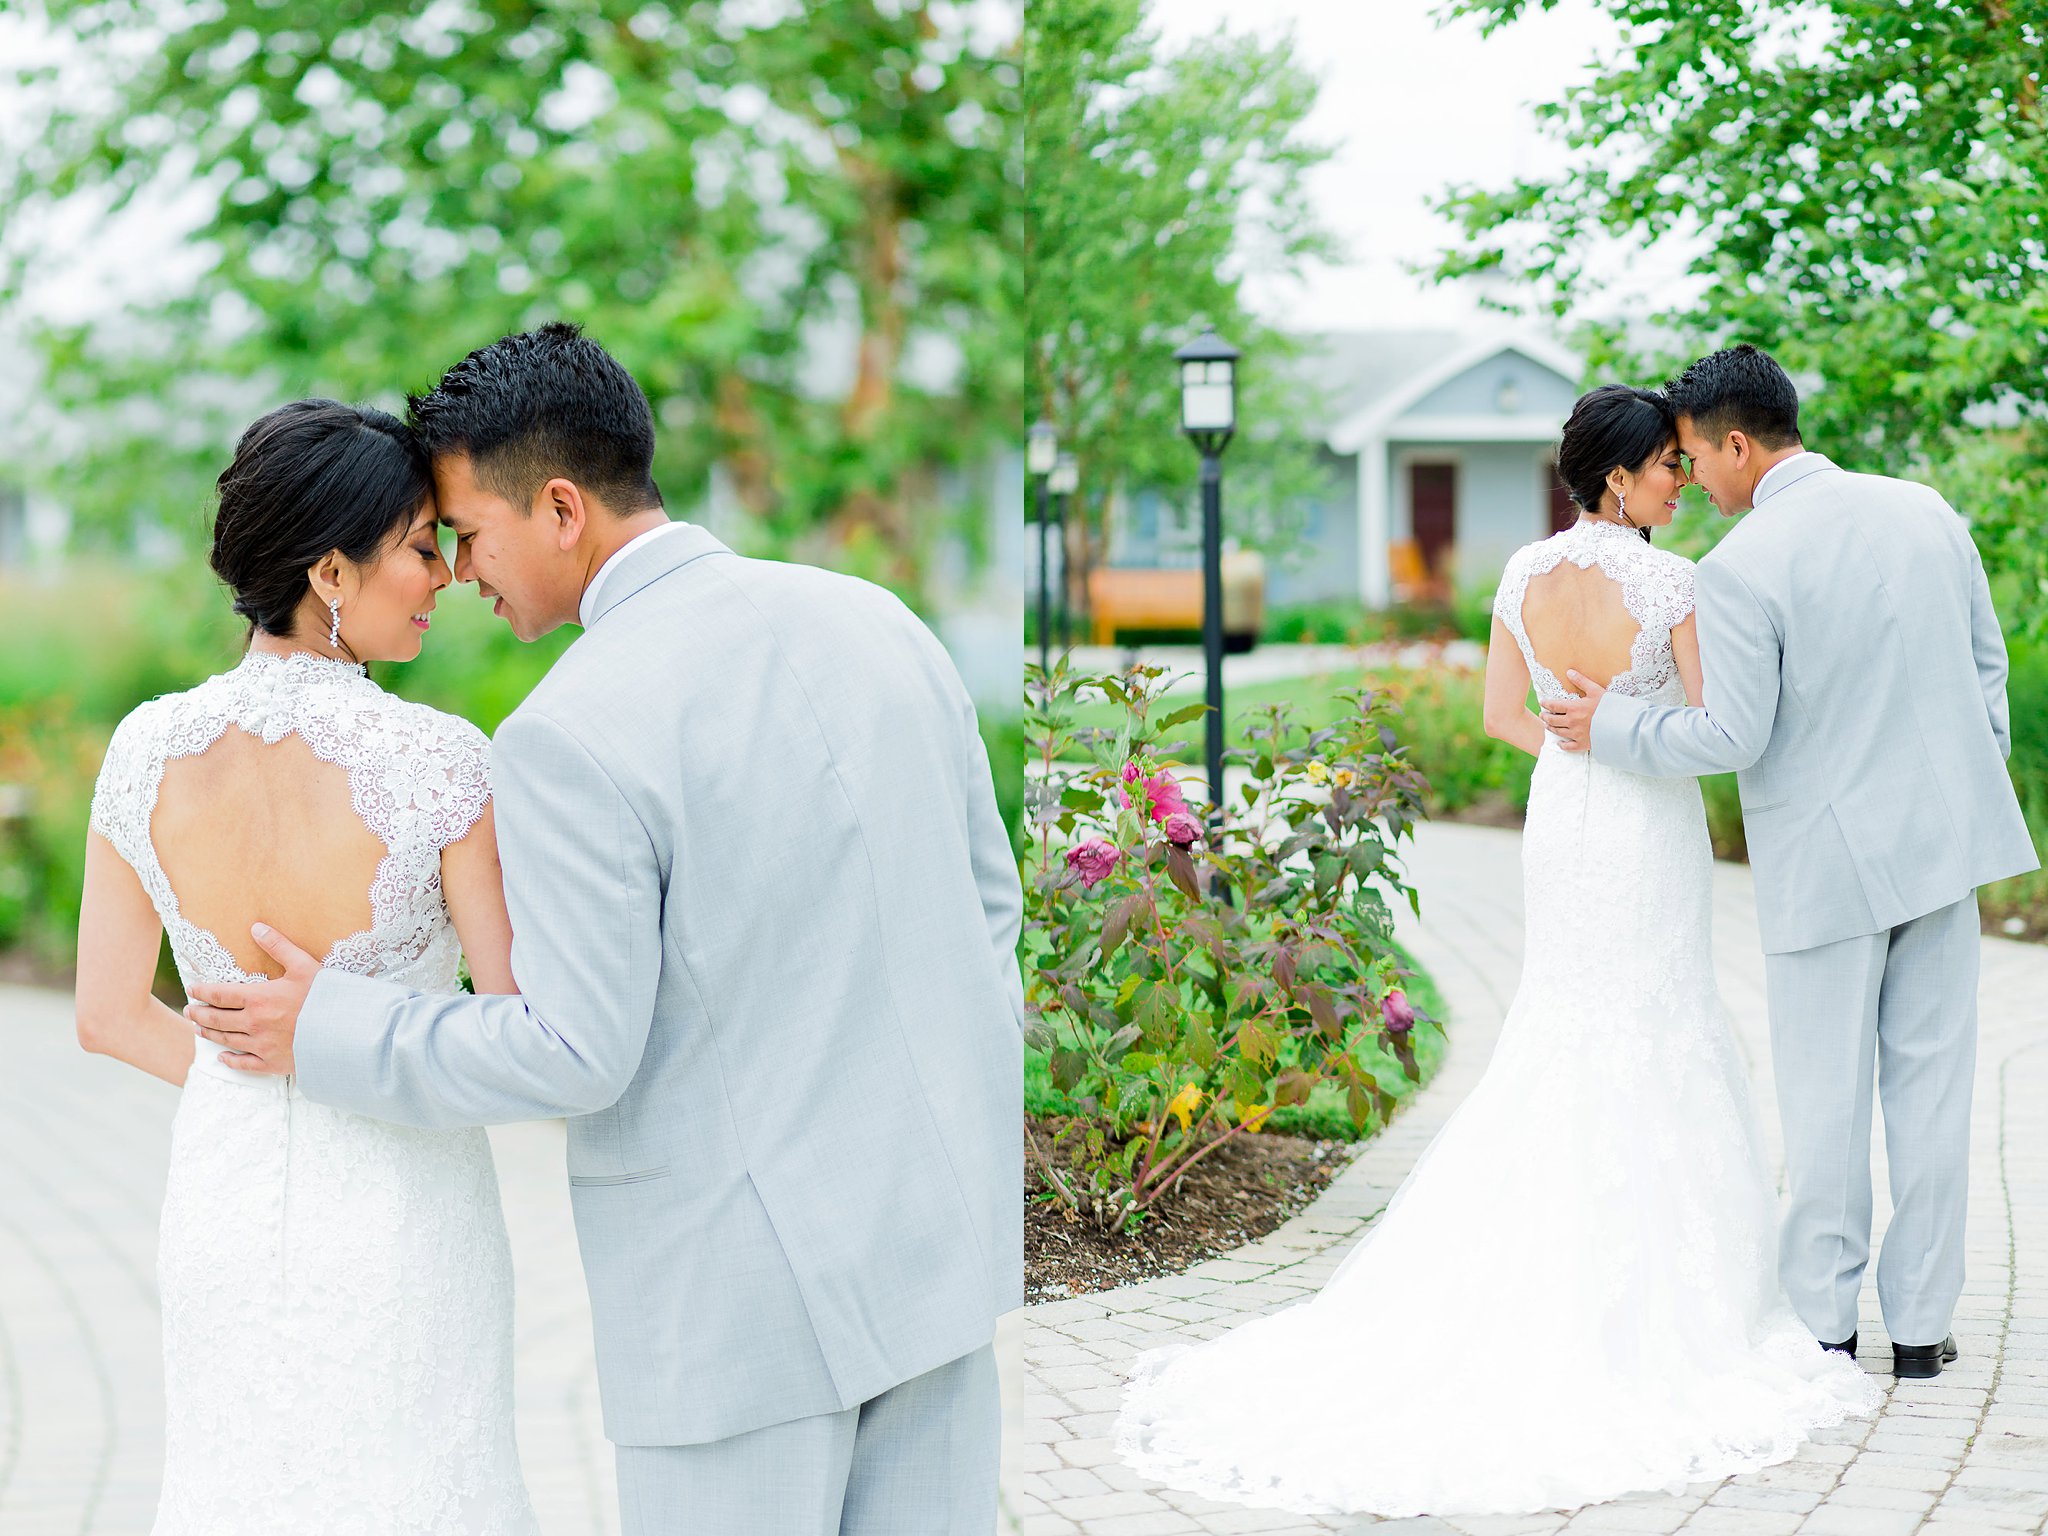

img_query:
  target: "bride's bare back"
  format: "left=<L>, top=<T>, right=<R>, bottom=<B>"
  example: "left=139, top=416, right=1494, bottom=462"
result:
left=1518, top=560, right=1643, bottom=692
left=153, top=729, right=387, bottom=978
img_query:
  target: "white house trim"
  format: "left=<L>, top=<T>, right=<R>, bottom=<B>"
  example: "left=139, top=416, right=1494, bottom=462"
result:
left=1327, top=332, right=1583, bottom=455
left=1357, top=436, right=1390, bottom=607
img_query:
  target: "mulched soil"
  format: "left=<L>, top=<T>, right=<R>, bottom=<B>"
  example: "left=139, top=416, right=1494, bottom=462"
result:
left=1026, top=1115, right=1360, bottom=1300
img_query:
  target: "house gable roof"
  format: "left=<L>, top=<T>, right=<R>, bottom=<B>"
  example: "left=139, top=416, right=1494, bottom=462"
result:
left=1318, top=332, right=1583, bottom=454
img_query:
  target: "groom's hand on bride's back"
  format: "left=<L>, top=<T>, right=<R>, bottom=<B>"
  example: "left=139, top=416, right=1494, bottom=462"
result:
left=1539, top=671, right=1606, bottom=753
left=183, top=922, right=322, bottom=1076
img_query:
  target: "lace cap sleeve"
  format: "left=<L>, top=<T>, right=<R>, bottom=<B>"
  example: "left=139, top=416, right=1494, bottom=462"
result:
left=1493, top=544, right=1538, bottom=629
left=89, top=702, right=163, bottom=876
left=1646, top=548, right=1698, bottom=631
left=406, top=705, right=493, bottom=852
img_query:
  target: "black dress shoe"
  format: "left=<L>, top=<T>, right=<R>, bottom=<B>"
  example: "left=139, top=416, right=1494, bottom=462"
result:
left=1820, top=1332, right=1856, bottom=1357
left=1892, top=1335, right=1959, bottom=1378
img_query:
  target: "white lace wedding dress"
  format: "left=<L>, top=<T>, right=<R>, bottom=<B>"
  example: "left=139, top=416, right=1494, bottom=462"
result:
left=90, top=649, right=538, bottom=1535
left=1115, top=519, right=1882, bottom=1518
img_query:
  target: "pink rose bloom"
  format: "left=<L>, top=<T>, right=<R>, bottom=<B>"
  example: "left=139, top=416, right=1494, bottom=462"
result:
left=1116, top=759, right=1144, bottom=811
left=1381, top=988, right=1416, bottom=1035
left=1143, top=772, right=1187, bottom=823
left=1064, top=837, right=1122, bottom=889
left=1161, top=810, right=1201, bottom=849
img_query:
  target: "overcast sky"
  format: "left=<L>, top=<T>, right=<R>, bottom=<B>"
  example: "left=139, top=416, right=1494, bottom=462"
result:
left=1151, top=0, right=1684, bottom=334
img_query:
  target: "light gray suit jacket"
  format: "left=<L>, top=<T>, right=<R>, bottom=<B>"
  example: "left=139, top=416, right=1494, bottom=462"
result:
left=1591, top=453, right=2037, bottom=954
left=296, top=525, right=1025, bottom=1447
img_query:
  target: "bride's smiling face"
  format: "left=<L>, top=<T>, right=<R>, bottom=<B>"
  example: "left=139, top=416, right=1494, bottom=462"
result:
left=309, top=501, right=453, bottom=663
left=1608, top=438, right=1687, bottom=527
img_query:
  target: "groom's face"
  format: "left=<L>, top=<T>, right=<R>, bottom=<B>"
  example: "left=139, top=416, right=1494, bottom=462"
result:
left=431, top=451, right=580, bottom=641
left=1675, top=416, right=1749, bottom=519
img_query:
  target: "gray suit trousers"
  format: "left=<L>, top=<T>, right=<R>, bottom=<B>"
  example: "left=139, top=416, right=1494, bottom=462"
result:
left=614, top=1344, right=1000, bottom=1536
left=1763, top=893, right=1979, bottom=1348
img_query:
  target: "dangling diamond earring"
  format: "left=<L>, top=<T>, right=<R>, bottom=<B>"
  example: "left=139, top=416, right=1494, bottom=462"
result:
left=1616, top=488, right=1636, bottom=529
left=328, top=598, right=342, bottom=649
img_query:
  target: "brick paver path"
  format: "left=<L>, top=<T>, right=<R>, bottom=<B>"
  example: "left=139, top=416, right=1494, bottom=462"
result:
left=0, top=988, right=619, bottom=1535
left=1001, top=821, right=2048, bottom=1536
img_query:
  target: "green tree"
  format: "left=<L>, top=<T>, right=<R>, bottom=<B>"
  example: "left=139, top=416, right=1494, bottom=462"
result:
left=1437, top=0, right=2048, bottom=623
left=1023, top=0, right=1334, bottom=608
left=3, top=0, right=1016, bottom=598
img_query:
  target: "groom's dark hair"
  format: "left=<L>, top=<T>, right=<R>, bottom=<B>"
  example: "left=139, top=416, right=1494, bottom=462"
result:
left=1666, top=344, right=1802, bottom=449
left=408, top=321, right=663, bottom=514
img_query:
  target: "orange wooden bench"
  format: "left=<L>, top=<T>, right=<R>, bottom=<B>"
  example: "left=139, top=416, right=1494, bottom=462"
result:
left=1086, top=564, right=1262, bottom=648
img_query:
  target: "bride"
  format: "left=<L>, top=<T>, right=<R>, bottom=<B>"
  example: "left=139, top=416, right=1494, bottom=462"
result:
left=74, top=400, right=538, bottom=1532
left=1114, top=384, right=1882, bottom=1518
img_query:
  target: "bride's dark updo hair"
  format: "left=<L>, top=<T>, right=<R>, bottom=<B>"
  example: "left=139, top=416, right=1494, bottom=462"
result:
left=1555, top=384, right=1675, bottom=544
left=210, top=399, right=433, bottom=638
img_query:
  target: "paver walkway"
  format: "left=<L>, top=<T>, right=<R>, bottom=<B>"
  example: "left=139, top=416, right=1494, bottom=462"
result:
left=1001, top=820, right=2048, bottom=1536
left=0, top=988, right=620, bottom=1536
left=1064, top=641, right=1486, bottom=692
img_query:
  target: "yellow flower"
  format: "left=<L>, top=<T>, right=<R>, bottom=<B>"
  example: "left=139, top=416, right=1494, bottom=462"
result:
left=1304, top=761, right=1331, bottom=784
left=1333, top=768, right=1356, bottom=788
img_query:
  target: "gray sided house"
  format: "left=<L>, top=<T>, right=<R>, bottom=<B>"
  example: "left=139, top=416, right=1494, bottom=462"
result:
left=1307, top=330, right=1583, bottom=608
left=1110, top=331, right=1585, bottom=611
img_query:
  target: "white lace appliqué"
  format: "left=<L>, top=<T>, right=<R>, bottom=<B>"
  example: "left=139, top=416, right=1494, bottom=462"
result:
left=89, top=650, right=537, bottom=1534
left=1492, top=518, right=1697, bottom=702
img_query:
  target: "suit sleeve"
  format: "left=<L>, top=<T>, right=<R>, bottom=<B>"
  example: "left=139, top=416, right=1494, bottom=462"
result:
left=961, top=691, right=1026, bottom=1032
left=1960, top=523, right=2013, bottom=761
left=294, top=709, right=663, bottom=1128
left=1590, top=554, right=1781, bottom=778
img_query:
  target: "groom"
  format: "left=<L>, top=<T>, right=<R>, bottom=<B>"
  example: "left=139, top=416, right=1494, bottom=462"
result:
left=1542, top=344, right=2036, bottom=1378
left=186, top=322, right=1025, bottom=1531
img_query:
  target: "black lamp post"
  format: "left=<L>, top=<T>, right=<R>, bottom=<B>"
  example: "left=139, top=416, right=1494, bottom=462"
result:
left=1049, top=451, right=1078, bottom=653
left=1172, top=325, right=1239, bottom=815
left=1028, top=419, right=1058, bottom=674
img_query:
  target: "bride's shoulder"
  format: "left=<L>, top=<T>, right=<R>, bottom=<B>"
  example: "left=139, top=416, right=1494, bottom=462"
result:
left=352, top=688, right=492, bottom=779
left=1496, top=532, right=1563, bottom=584
left=360, top=686, right=487, bottom=746
left=100, top=681, right=202, bottom=757
left=1500, top=536, right=1552, bottom=578
left=343, top=689, right=493, bottom=840
left=1642, top=542, right=1699, bottom=590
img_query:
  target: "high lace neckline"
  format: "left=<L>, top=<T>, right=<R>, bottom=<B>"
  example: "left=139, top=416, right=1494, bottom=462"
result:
left=1562, top=517, right=1642, bottom=541
left=235, top=646, right=370, bottom=682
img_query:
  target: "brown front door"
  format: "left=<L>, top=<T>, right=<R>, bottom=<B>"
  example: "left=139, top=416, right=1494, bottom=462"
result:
left=1410, top=463, right=1456, bottom=593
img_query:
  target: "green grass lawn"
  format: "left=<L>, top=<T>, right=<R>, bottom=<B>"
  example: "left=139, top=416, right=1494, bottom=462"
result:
left=1024, top=941, right=1449, bottom=1143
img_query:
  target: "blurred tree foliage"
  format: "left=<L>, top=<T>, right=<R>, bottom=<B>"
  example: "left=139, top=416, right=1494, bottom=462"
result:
left=1023, top=0, right=1335, bottom=591
left=1, top=0, right=1017, bottom=598
left=1436, top=0, right=2048, bottom=628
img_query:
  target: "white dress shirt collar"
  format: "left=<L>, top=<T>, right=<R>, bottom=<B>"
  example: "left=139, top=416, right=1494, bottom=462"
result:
left=578, top=520, right=692, bottom=628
